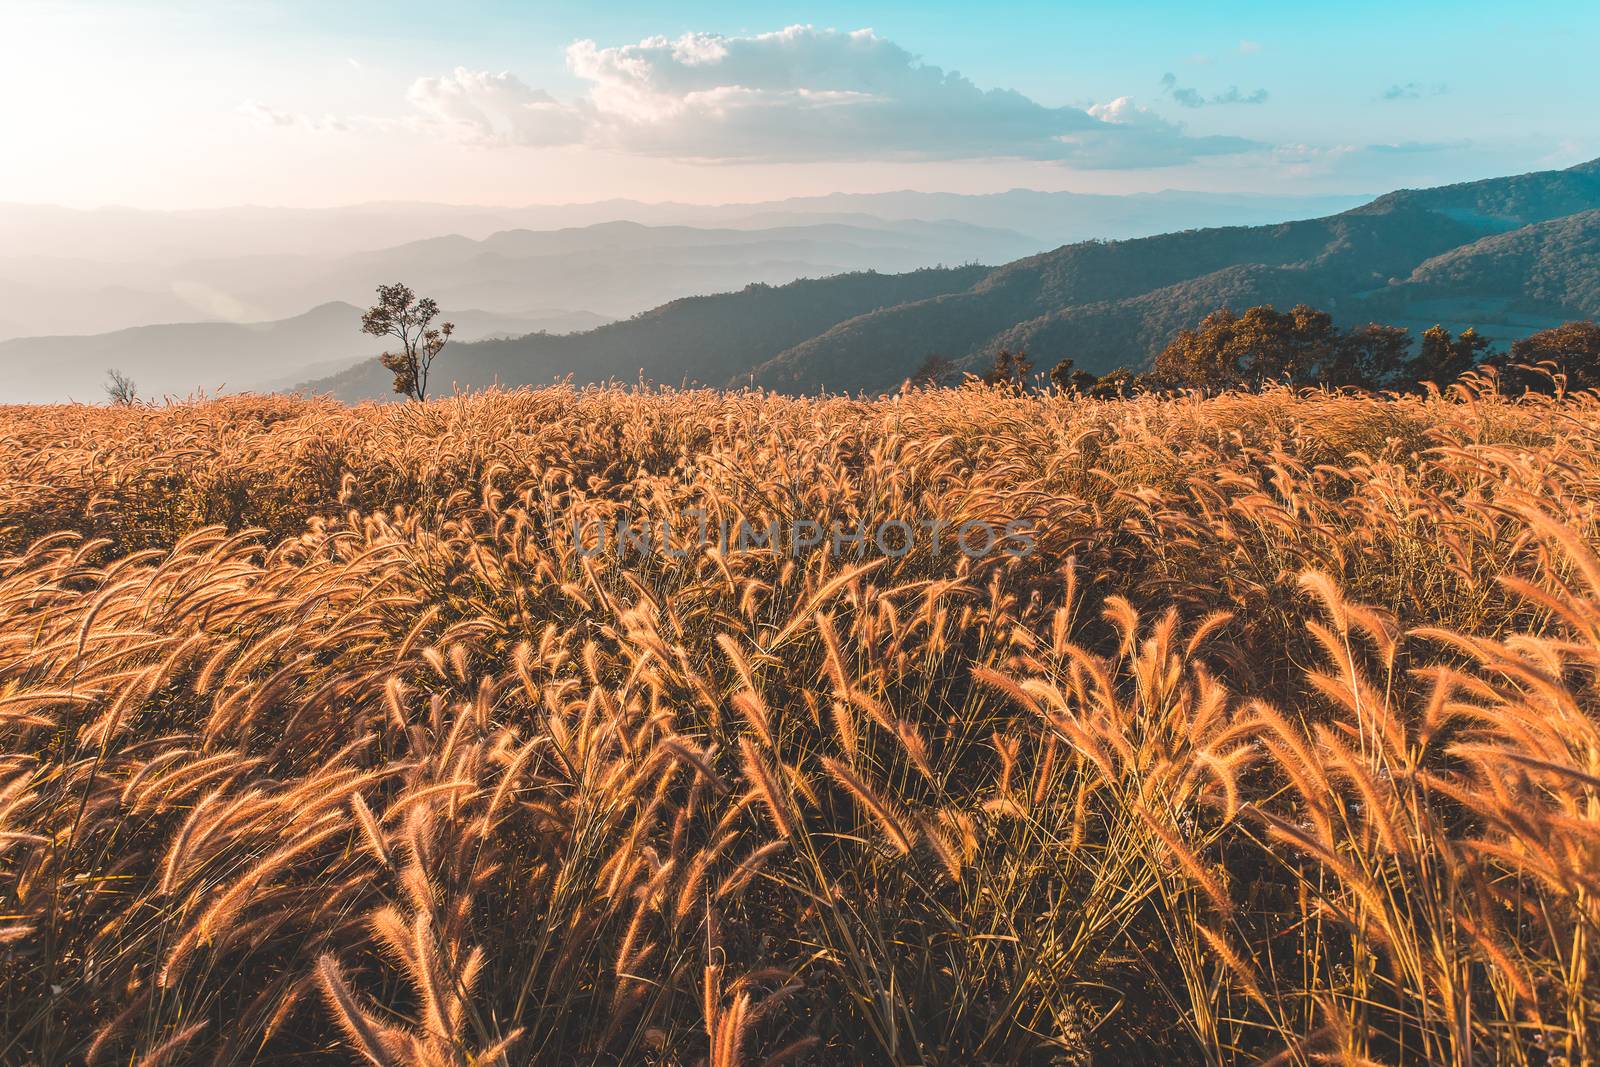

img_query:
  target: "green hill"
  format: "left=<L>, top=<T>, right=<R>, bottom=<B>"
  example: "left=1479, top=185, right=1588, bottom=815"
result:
left=305, top=266, right=991, bottom=400
left=1389, top=209, right=1600, bottom=313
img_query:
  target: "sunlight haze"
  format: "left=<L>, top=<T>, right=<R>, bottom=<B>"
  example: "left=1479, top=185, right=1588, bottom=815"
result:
left=6, top=0, right=1595, bottom=209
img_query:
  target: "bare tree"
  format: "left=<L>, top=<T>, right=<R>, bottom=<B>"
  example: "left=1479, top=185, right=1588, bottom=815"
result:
left=360, top=283, right=454, bottom=401
left=104, top=368, right=138, bottom=406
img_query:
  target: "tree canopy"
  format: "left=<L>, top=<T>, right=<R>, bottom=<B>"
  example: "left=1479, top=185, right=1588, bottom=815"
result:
left=1151, top=304, right=1350, bottom=389
left=1504, top=320, right=1600, bottom=391
left=361, top=283, right=455, bottom=401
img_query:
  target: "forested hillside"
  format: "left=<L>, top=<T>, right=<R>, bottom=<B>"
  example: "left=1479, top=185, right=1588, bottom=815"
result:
left=304, top=158, right=1600, bottom=399
left=307, top=266, right=991, bottom=399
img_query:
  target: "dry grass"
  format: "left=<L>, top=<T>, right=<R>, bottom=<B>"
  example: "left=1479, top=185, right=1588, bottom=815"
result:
left=0, top=380, right=1597, bottom=1065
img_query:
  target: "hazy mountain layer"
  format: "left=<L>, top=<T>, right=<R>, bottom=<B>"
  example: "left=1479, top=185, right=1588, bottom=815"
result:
left=0, top=218, right=1037, bottom=341
left=0, top=189, right=1367, bottom=341
left=0, top=305, right=608, bottom=404
left=0, top=189, right=1369, bottom=263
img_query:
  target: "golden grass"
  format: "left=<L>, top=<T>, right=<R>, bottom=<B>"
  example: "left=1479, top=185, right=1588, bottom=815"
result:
left=0, top=380, right=1597, bottom=1064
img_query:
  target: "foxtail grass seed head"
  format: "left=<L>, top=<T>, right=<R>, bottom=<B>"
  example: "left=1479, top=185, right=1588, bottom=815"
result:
left=5, top=382, right=1600, bottom=1066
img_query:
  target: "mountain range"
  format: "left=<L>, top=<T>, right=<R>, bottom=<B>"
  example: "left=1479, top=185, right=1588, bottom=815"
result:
left=0, top=191, right=1362, bottom=343
left=0, top=188, right=1376, bottom=402
left=302, top=158, right=1600, bottom=401
left=0, top=216, right=1039, bottom=345
left=0, top=189, right=1368, bottom=264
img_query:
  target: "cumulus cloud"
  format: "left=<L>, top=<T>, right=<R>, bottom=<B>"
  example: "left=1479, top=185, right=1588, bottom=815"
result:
left=1072, top=97, right=1257, bottom=167
left=405, top=68, right=588, bottom=146
left=1159, top=73, right=1268, bottom=108
left=401, top=26, right=1259, bottom=167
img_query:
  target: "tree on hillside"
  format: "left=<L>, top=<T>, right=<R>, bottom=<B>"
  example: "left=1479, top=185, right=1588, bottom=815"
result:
left=1408, top=324, right=1493, bottom=388
left=104, top=368, right=138, bottom=406
left=1505, top=320, right=1600, bottom=391
left=1327, top=323, right=1412, bottom=389
left=909, top=354, right=959, bottom=388
left=1048, top=357, right=1099, bottom=392
left=361, top=283, right=454, bottom=401
left=1086, top=367, right=1141, bottom=399
left=982, top=349, right=1033, bottom=388
left=1153, top=304, right=1347, bottom=389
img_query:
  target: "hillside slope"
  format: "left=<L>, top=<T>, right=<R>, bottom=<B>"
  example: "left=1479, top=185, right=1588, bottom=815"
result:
left=304, top=267, right=991, bottom=401
left=1387, top=209, right=1600, bottom=313
left=306, top=158, right=1600, bottom=399
left=750, top=205, right=1492, bottom=391
left=752, top=162, right=1600, bottom=391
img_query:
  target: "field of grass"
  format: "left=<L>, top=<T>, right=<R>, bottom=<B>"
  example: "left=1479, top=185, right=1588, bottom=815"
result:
left=1, top=382, right=1597, bottom=1065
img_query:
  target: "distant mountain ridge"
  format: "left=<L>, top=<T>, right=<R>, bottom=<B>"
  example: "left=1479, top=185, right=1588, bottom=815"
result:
left=0, top=189, right=1370, bottom=263
left=304, top=158, right=1600, bottom=401
left=0, top=189, right=1364, bottom=342
left=0, top=216, right=1038, bottom=343
left=0, top=305, right=608, bottom=404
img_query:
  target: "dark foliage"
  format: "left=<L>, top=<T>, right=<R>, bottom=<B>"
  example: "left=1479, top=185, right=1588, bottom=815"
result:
left=361, top=283, right=454, bottom=401
left=981, top=349, right=1034, bottom=387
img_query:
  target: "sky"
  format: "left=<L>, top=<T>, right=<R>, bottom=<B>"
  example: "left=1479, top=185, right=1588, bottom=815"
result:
left=4, top=0, right=1597, bottom=209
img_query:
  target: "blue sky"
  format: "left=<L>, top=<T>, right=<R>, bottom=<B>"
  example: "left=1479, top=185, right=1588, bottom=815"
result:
left=6, top=0, right=1596, bottom=208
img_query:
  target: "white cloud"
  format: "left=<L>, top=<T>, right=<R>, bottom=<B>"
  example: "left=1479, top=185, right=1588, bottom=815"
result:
left=237, top=101, right=300, bottom=127
left=1075, top=97, right=1253, bottom=166
left=1237, top=40, right=1263, bottom=55
left=236, top=101, right=346, bottom=133
left=401, top=26, right=1259, bottom=168
left=405, top=68, right=588, bottom=146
